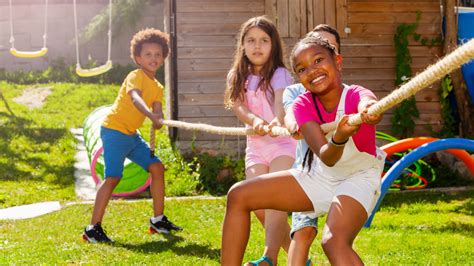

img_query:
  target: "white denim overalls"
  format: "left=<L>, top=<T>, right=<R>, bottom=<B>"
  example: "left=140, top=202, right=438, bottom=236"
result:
left=290, top=86, right=386, bottom=217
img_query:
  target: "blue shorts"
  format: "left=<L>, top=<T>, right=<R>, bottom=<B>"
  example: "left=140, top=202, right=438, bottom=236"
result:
left=100, top=127, right=161, bottom=178
left=290, top=212, right=318, bottom=239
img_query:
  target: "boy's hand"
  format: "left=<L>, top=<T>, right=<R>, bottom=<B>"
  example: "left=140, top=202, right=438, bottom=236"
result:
left=360, top=99, right=382, bottom=125
left=252, top=117, right=268, bottom=136
left=151, top=114, right=163, bottom=129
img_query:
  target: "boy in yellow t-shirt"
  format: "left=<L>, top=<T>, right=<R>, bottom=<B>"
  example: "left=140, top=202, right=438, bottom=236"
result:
left=83, top=28, right=182, bottom=243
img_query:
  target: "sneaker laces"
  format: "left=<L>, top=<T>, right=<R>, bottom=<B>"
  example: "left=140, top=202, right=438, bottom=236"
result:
left=94, top=223, right=109, bottom=239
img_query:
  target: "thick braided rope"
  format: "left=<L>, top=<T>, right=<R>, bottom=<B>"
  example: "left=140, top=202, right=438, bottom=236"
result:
left=346, top=38, right=474, bottom=128
left=162, top=119, right=256, bottom=136
left=150, top=127, right=156, bottom=157
left=163, top=39, right=474, bottom=136
left=300, top=38, right=474, bottom=133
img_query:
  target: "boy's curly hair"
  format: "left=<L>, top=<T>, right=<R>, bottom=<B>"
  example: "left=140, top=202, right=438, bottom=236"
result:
left=130, top=28, right=170, bottom=64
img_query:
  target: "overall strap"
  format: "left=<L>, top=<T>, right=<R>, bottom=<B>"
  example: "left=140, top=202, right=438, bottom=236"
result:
left=335, top=84, right=349, bottom=120
left=310, top=93, right=325, bottom=123
left=311, top=84, right=349, bottom=124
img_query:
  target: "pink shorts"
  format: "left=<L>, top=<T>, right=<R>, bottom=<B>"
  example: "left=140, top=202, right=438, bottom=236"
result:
left=245, top=136, right=296, bottom=168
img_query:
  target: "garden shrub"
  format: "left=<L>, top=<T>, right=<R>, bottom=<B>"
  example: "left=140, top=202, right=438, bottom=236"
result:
left=0, top=58, right=164, bottom=85
left=192, top=153, right=245, bottom=195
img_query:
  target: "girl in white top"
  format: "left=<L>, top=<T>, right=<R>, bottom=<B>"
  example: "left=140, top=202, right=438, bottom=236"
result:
left=221, top=34, right=386, bottom=265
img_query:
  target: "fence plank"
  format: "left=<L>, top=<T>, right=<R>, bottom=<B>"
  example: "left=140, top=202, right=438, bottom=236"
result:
left=177, top=35, right=237, bottom=48
left=348, top=12, right=440, bottom=24
left=324, top=0, right=336, bottom=27
left=177, top=12, right=261, bottom=24
left=348, top=23, right=440, bottom=36
left=178, top=93, right=227, bottom=105
left=265, top=0, right=278, bottom=22
left=179, top=81, right=226, bottom=94
left=277, top=0, right=289, bottom=37
left=313, top=0, right=325, bottom=26
left=348, top=2, right=439, bottom=12
left=306, top=0, right=314, bottom=30
left=178, top=47, right=235, bottom=59
left=336, top=0, right=348, bottom=37
left=177, top=1, right=264, bottom=12
left=289, top=0, right=301, bottom=37
left=300, top=0, right=308, bottom=36
left=178, top=58, right=232, bottom=71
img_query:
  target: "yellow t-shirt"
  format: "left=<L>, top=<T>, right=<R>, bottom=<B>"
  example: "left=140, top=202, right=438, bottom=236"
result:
left=103, top=69, right=164, bottom=135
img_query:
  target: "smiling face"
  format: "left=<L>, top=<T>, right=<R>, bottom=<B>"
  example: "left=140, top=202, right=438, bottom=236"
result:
left=134, top=42, right=164, bottom=78
left=292, top=43, right=342, bottom=96
left=242, top=26, right=272, bottom=73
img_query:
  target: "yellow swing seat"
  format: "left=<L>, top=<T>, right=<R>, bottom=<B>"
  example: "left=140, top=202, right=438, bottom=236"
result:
left=76, top=60, right=113, bottom=77
left=9, top=47, right=48, bottom=58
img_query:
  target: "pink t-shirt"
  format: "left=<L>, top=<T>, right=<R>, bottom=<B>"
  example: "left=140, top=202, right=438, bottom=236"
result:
left=292, top=85, right=377, bottom=157
left=245, top=67, right=293, bottom=123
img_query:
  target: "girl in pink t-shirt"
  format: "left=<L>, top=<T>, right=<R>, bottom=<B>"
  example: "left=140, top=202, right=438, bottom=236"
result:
left=223, top=16, right=296, bottom=265
left=221, top=34, right=386, bottom=265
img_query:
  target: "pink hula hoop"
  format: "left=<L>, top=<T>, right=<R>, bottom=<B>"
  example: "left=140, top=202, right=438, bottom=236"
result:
left=90, top=147, right=152, bottom=197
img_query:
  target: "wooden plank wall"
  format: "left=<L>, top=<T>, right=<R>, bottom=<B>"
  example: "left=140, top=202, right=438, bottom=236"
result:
left=266, top=0, right=443, bottom=135
left=342, top=0, right=442, bottom=135
left=174, top=0, right=265, bottom=154
left=174, top=0, right=443, bottom=153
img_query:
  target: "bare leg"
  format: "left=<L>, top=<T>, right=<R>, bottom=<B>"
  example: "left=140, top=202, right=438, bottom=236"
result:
left=321, top=195, right=368, bottom=266
left=288, top=227, right=317, bottom=266
left=221, top=170, right=313, bottom=266
left=260, top=156, right=295, bottom=263
left=149, top=162, right=165, bottom=216
left=90, top=177, right=120, bottom=224
left=245, top=164, right=269, bottom=225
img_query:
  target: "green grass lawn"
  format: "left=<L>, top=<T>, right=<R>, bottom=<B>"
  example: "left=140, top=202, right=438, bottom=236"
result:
left=1, top=190, right=473, bottom=265
left=0, top=81, right=198, bottom=208
left=0, top=81, right=118, bottom=207
left=1, top=82, right=473, bottom=264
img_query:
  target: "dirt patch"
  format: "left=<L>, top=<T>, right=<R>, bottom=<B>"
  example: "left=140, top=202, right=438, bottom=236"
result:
left=13, top=86, right=52, bottom=109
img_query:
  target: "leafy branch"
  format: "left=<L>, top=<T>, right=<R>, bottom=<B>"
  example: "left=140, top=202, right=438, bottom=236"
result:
left=80, top=0, right=152, bottom=44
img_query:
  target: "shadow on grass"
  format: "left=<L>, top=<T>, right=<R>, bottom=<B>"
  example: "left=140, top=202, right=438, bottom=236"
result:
left=380, top=189, right=474, bottom=209
left=378, top=221, right=474, bottom=237
left=0, top=117, right=74, bottom=186
left=0, top=90, right=15, bottom=117
left=115, top=234, right=220, bottom=261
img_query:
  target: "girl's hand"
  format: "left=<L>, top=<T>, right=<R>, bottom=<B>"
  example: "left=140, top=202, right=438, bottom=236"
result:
left=252, top=117, right=268, bottom=136
left=285, top=117, right=299, bottom=135
left=267, top=118, right=282, bottom=137
left=333, top=115, right=360, bottom=143
left=285, top=119, right=302, bottom=140
left=360, top=99, right=383, bottom=125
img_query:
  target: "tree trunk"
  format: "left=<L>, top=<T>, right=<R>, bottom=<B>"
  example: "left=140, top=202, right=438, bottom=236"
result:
left=443, top=0, right=474, bottom=138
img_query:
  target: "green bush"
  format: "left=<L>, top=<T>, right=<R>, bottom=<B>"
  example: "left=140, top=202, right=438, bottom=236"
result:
left=154, top=131, right=201, bottom=196
left=0, top=58, right=164, bottom=85
left=192, top=153, right=245, bottom=195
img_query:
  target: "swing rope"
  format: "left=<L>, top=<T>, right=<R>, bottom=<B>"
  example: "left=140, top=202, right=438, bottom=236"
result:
left=8, top=0, right=48, bottom=58
left=161, top=38, right=474, bottom=137
left=73, top=0, right=113, bottom=77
